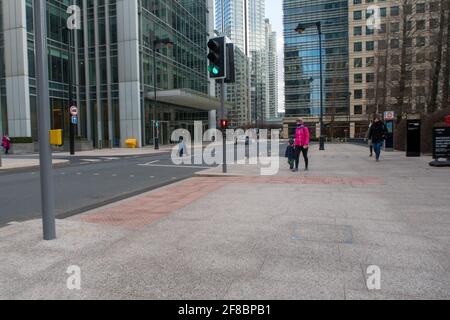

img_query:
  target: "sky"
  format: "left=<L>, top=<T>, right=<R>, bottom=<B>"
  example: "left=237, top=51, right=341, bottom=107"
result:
left=265, top=0, right=285, bottom=113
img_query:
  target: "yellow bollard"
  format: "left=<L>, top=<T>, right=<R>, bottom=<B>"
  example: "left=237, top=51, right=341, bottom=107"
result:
left=125, top=138, right=137, bottom=148
left=49, top=129, right=63, bottom=146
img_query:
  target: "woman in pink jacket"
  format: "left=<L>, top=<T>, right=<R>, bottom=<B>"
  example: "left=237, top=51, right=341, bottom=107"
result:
left=293, top=118, right=310, bottom=172
left=2, top=135, right=11, bottom=154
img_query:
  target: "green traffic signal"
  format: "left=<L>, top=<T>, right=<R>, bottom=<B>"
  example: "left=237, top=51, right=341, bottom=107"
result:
left=208, top=65, right=220, bottom=75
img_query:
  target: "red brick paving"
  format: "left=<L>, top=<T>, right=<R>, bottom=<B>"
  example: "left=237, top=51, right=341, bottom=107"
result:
left=77, top=176, right=383, bottom=229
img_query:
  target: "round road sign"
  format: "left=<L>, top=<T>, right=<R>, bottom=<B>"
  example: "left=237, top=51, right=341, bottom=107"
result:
left=70, top=106, right=78, bottom=116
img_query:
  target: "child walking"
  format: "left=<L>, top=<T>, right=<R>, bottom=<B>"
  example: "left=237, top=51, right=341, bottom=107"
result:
left=285, top=138, right=296, bottom=171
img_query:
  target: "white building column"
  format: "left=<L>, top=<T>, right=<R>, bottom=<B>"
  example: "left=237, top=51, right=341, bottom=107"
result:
left=208, top=110, right=216, bottom=141
left=2, top=0, right=31, bottom=137
left=117, top=0, right=142, bottom=147
left=350, top=122, right=356, bottom=139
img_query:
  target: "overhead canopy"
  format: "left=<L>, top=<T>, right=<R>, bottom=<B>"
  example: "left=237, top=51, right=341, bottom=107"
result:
left=146, top=88, right=232, bottom=111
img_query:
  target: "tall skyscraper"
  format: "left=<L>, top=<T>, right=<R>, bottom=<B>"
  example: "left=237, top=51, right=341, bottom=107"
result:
left=215, top=0, right=270, bottom=126
left=283, top=0, right=350, bottom=138
left=0, top=0, right=217, bottom=148
left=265, top=18, right=279, bottom=120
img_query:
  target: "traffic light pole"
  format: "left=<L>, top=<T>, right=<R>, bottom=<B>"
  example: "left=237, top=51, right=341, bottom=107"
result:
left=221, top=79, right=227, bottom=174
left=68, top=28, right=75, bottom=155
left=34, top=0, right=56, bottom=240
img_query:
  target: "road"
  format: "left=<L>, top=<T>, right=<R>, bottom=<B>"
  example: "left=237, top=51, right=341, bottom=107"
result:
left=0, top=142, right=285, bottom=226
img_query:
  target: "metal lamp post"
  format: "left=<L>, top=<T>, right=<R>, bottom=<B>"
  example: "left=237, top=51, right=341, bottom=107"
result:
left=152, top=39, right=173, bottom=150
left=295, top=21, right=325, bottom=150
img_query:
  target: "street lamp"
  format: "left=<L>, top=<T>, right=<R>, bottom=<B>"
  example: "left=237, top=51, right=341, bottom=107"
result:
left=295, top=21, right=325, bottom=150
left=152, top=38, right=173, bottom=150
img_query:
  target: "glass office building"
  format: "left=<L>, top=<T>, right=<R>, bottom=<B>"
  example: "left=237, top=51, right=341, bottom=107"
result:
left=0, top=0, right=218, bottom=148
left=283, top=0, right=350, bottom=138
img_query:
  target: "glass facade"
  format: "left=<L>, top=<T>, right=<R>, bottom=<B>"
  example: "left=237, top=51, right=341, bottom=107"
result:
left=0, top=0, right=211, bottom=147
left=284, top=0, right=350, bottom=126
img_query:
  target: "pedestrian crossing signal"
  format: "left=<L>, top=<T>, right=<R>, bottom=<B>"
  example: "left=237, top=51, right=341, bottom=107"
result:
left=207, top=36, right=226, bottom=79
left=219, top=119, right=229, bottom=129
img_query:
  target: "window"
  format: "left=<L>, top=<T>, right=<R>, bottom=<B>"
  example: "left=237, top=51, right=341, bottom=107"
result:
left=390, top=22, right=400, bottom=33
left=366, top=57, right=375, bottom=67
left=354, top=105, right=363, bottom=114
left=366, top=26, right=374, bottom=35
left=354, top=42, right=363, bottom=52
left=379, top=24, right=386, bottom=33
left=378, top=40, right=387, bottom=49
left=416, top=3, right=426, bottom=13
left=354, top=89, right=363, bottom=99
left=416, top=37, right=426, bottom=47
left=354, top=26, right=362, bottom=36
left=366, top=73, right=375, bottom=83
left=354, top=58, right=363, bottom=68
left=430, top=19, right=439, bottom=29
left=391, top=6, right=399, bottom=16
left=416, top=20, right=426, bottom=30
left=354, top=74, right=363, bottom=83
left=380, top=8, right=387, bottom=17
left=391, top=39, right=400, bottom=48
left=354, top=11, right=362, bottom=20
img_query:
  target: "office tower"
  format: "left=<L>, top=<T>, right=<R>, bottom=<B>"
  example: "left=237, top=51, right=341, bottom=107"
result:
left=0, top=0, right=217, bottom=148
left=283, top=0, right=350, bottom=138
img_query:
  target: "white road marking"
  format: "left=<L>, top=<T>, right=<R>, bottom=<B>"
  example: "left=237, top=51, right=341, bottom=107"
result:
left=138, top=164, right=211, bottom=169
left=138, top=160, right=160, bottom=166
left=80, top=159, right=102, bottom=162
left=93, top=173, right=100, bottom=176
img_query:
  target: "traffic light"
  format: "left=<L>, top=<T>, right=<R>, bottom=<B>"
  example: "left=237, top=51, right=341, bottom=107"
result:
left=225, top=43, right=235, bottom=83
left=219, top=119, right=229, bottom=130
left=207, top=36, right=226, bottom=79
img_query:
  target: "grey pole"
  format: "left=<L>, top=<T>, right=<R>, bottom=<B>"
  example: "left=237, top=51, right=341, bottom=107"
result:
left=34, top=0, right=56, bottom=240
left=317, top=22, right=325, bottom=151
left=221, top=79, right=227, bottom=173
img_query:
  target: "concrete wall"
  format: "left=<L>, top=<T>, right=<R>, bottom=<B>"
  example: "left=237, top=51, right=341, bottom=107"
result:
left=117, top=0, right=142, bottom=147
left=2, top=0, right=31, bottom=138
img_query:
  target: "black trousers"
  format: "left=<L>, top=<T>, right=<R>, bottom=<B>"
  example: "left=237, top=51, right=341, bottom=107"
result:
left=295, top=146, right=308, bottom=169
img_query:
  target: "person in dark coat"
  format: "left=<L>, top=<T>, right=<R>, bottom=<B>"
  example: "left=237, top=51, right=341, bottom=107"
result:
left=368, top=115, right=387, bottom=162
left=285, top=138, right=296, bottom=171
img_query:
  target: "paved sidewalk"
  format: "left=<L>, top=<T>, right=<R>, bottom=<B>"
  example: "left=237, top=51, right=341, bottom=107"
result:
left=0, top=144, right=449, bottom=299
left=0, top=158, right=69, bottom=171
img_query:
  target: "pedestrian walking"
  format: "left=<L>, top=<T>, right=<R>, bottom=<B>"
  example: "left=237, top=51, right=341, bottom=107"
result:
left=365, top=121, right=374, bottom=157
left=368, top=115, right=387, bottom=162
left=2, top=134, right=11, bottom=155
left=294, top=118, right=310, bottom=171
left=285, top=138, right=296, bottom=171
left=178, top=136, right=187, bottom=158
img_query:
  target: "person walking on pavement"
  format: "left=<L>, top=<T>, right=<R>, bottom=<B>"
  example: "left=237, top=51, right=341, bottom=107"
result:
left=285, top=138, right=296, bottom=171
left=294, top=118, right=310, bottom=171
left=368, top=115, right=387, bottom=162
left=2, top=134, right=11, bottom=155
left=365, top=121, right=374, bottom=157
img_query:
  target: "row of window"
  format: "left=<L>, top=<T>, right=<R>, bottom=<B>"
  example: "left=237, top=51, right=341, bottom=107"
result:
left=353, top=36, right=430, bottom=52
left=353, top=1, right=437, bottom=20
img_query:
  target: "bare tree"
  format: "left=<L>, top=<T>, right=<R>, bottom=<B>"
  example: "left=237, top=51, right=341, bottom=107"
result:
left=428, top=0, right=446, bottom=113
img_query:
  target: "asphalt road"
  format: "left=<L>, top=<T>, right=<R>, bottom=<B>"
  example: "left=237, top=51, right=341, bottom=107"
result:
left=0, top=142, right=286, bottom=227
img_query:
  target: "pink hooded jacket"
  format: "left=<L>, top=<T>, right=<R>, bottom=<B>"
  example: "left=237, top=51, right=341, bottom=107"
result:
left=294, top=125, right=310, bottom=147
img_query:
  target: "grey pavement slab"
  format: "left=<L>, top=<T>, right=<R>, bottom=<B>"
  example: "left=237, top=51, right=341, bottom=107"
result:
left=0, top=144, right=449, bottom=299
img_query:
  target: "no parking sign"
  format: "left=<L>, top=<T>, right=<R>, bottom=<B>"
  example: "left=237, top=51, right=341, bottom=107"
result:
left=384, top=111, right=395, bottom=121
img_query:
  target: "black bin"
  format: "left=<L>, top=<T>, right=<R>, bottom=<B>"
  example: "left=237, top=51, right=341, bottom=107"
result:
left=406, top=120, right=421, bottom=157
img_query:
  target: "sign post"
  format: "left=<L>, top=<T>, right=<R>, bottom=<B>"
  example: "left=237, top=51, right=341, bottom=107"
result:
left=430, top=116, right=450, bottom=167
left=69, top=106, right=78, bottom=155
left=384, top=111, right=395, bottom=151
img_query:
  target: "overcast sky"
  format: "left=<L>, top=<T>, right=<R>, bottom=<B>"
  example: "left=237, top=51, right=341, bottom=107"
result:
left=265, top=0, right=285, bottom=112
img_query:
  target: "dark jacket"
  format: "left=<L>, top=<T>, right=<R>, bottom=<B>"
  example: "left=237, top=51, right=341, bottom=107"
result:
left=285, top=145, right=295, bottom=160
left=368, top=121, right=387, bottom=143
